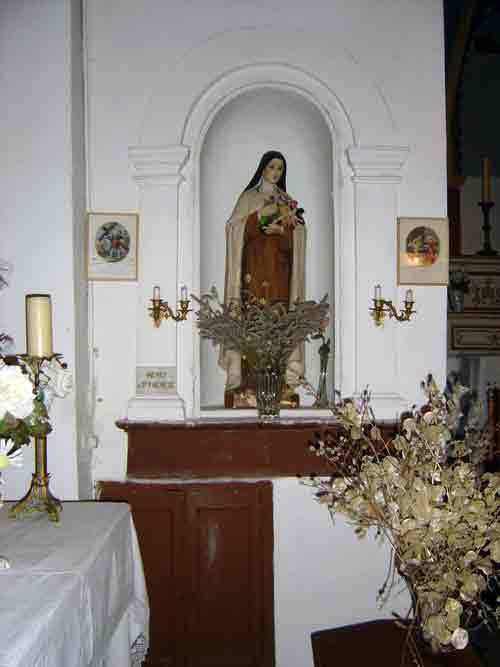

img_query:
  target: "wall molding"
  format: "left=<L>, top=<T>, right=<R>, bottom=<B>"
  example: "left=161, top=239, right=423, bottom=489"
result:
left=129, top=145, right=190, bottom=187
left=347, top=145, right=410, bottom=183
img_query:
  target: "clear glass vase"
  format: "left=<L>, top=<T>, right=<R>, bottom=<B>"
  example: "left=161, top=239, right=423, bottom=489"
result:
left=255, top=368, right=282, bottom=419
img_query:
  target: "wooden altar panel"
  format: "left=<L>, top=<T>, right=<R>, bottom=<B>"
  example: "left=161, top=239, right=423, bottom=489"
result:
left=117, top=419, right=350, bottom=478
left=184, top=482, right=274, bottom=667
left=99, top=482, right=186, bottom=666
left=99, top=480, right=274, bottom=667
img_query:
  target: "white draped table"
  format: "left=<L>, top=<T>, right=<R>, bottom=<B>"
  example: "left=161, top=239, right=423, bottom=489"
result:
left=0, top=502, right=149, bottom=667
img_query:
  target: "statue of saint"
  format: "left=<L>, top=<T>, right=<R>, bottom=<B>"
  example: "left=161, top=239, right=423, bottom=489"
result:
left=220, top=151, right=306, bottom=407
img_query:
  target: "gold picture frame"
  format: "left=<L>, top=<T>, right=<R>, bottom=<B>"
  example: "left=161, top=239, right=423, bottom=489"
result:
left=397, top=217, right=449, bottom=286
left=86, top=212, right=138, bottom=281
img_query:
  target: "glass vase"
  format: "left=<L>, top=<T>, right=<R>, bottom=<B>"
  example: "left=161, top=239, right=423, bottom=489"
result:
left=313, top=369, right=329, bottom=409
left=255, top=367, right=282, bottom=419
left=313, top=336, right=331, bottom=408
left=398, top=573, right=465, bottom=664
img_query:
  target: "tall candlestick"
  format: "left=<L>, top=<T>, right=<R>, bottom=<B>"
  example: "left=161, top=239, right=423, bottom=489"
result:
left=153, top=285, right=160, bottom=301
left=26, top=294, right=53, bottom=357
left=482, top=157, right=491, bottom=202
left=374, top=285, right=382, bottom=301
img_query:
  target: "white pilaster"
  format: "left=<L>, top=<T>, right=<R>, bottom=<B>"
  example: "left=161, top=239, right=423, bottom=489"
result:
left=347, top=145, right=410, bottom=417
left=127, top=145, right=190, bottom=421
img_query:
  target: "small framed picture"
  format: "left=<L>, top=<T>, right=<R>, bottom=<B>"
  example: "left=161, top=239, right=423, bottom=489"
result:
left=397, top=217, right=449, bottom=286
left=87, top=212, right=138, bottom=281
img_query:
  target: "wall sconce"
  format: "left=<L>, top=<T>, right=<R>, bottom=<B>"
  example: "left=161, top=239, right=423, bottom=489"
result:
left=149, top=285, right=190, bottom=327
left=370, top=284, right=416, bottom=326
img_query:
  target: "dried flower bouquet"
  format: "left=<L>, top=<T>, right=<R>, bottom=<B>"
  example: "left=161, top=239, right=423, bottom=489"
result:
left=304, top=377, right=500, bottom=661
left=192, top=287, right=329, bottom=375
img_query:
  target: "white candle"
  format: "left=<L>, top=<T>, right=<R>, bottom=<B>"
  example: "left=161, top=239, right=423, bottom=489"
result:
left=153, top=286, right=160, bottom=301
left=26, top=294, right=53, bottom=357
left=374, top=285, right=382, bottom=300
left=405, top=289, right=414, bottom=303
left=180, top=285, right=188, bottom=301
left=482, top=157, right=491, bottom=202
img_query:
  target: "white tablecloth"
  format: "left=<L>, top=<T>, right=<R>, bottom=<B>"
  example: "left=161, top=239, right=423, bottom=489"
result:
left=0, top=502, right=149, bottom=667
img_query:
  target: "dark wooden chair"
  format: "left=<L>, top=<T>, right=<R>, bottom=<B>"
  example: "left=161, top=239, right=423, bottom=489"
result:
left=311, top=620, right=482, bottom=667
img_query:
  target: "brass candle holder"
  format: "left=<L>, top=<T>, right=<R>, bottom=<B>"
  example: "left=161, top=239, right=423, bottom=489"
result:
left=9, top=354, right=62, bottom=523
left=476, top=201, right=497, bottom=256
left=370, top=285, right=416, bottom=327
left=149, top=286, right=190, bottom=327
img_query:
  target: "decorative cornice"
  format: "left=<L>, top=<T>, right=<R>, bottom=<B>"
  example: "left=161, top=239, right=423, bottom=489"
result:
left=347, top=145, right=410, bottom=183
left=129, top=145, right=190, bottom=187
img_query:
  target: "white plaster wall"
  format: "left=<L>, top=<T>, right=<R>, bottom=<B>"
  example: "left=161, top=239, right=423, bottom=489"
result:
left=0, top=0, right=81, bottom=500
left=71, top=0, right=93, bottom=499
left=274, top=479, right=409, bottom=667
left=200, top=88, right=334, bottom=407
left=83, top=2, right=446, bottom=664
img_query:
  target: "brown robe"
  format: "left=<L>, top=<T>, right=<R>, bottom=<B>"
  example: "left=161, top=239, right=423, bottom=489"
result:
left=241, top=211, right=293, bottom=304
left=225, top=212, right=297, bottom=407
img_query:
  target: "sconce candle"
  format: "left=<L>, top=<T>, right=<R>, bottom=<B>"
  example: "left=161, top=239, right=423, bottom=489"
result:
left=405, top=289, right=414, bottom=303
left=482, top=157, right=491, bottom=202
left=149, top=285, right=190, bottom=326
left=370, top=285, right=416, bottom=326
left=26, top=294, right=53, bottom=357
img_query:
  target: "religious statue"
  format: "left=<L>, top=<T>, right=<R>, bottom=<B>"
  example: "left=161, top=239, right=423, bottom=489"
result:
left=219, top=151, right=306, bottom=408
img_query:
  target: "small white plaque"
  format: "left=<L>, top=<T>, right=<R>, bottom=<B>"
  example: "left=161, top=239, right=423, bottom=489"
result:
left=136, top=366, right=176, bottom=396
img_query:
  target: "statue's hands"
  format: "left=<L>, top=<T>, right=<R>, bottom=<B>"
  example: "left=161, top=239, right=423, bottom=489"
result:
left=264, top=221, right=284, bottom=235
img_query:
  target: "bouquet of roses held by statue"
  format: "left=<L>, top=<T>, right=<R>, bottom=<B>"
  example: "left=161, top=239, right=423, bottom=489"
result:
left=258, top=190, right=305, bottom=234
left=303, top=376, right=500, bottom=663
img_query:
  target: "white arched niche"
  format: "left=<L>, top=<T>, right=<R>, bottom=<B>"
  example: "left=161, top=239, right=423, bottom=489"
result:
left=199, top=88, right=334, bottom=409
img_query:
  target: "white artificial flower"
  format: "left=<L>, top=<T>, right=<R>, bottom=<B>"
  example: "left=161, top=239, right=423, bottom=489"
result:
left=423, top=410, right=436, bottom=425
left=451, top=627, right=469, bottom=650
left=0, top=362, right=34, bottom=420
left=40, top=359, right=73, bottom=410
left=0, top=440, right=23, bottom=470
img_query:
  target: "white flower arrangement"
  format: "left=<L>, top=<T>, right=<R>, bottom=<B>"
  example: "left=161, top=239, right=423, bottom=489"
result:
left=0, top=355, right=73, bottom=448
left=0, top=363, right=35, bottom=420
left=38, top=358, right=73, bottom=410
left=0, top=440, right=23, bottom=469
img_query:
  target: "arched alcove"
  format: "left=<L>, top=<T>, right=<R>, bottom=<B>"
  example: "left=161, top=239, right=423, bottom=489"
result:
left=131, top=59, right=410, bottom=419
left=199, top=88, right=334, bottom=408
